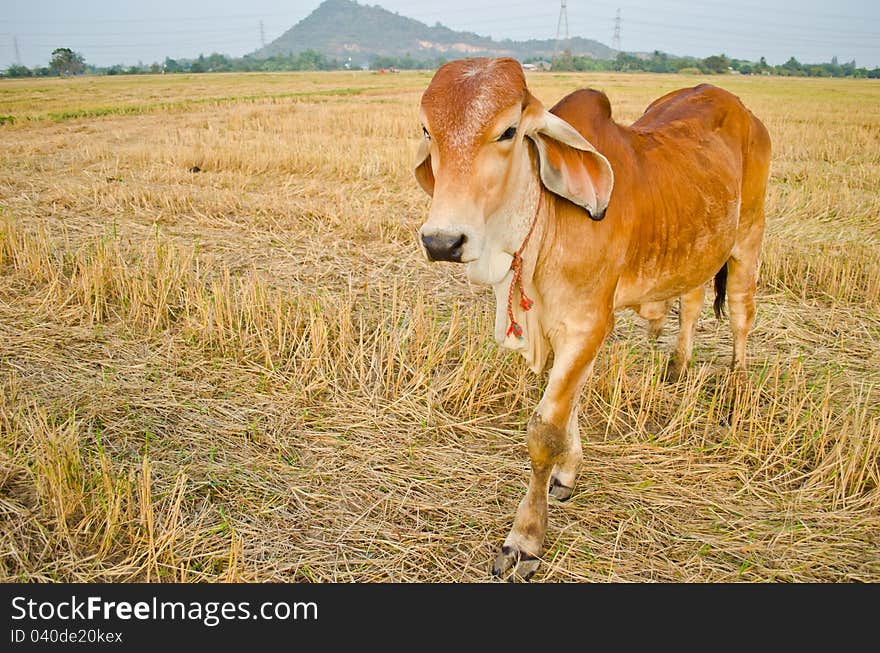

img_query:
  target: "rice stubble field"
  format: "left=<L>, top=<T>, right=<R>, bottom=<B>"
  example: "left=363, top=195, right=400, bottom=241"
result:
left=0, top=71, right=878, bottom=582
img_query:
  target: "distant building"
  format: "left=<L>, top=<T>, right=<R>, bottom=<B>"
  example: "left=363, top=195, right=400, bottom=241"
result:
left=522, top=61, right=552, bottom=72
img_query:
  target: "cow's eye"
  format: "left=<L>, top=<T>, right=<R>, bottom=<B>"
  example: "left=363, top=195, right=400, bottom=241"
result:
left=423, top=126, right=431, bottom=140
left=498, top=126, right=517, bottom=142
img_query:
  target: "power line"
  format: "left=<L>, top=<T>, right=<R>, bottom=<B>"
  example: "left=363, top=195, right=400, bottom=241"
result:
left=5, top=5, right=878, bottom=43
left=612, top=9, right=621, bottom=52
left=0, top=11, right=302, bottom=25
left=612, top=0, right=875, bottom=24
left=18, top=37, right=265, bottom=50
left=615, top=15, right=880, bottom=48
left=6, top=4, right=879, bottom=67
left=569, top=1, right=880, bottom=39
left=259, top=20, right=266, bottom=48
left=0, top=26, right=260, bottom=38
left=13, top=35, right=21, bottom=64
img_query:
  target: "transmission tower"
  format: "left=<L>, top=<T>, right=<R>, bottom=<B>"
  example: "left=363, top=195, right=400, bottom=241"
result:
left=612, top=8, right=622, bottom=52
left=554, top=1, right=569, bottom=59
left=259, top=20, right=266, bottom=48
left=13, top=36, right=21, bottom=65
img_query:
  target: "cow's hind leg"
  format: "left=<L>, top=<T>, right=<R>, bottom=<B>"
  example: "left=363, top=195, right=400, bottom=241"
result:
left=548, top=405, right=581, bottom=501
left=727, top=251, right=759, bottom=371
left=665, top=285, right=705, bottom=381
left=638, top=300, right=669, bottom=341
left=493, top=314, right=610, bottom=581
left=727, top=132, right=768, bottom=372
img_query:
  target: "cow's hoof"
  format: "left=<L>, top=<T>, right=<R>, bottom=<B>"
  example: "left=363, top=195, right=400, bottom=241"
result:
left=491, top=545, right=540, bottom=581
left=663, top=361, right=685, bottom=383
left=549, top=476, right=573, bottom=501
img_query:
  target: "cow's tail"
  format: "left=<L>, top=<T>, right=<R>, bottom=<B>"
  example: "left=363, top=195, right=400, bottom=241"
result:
left=713, top=262, right=728, bottom=319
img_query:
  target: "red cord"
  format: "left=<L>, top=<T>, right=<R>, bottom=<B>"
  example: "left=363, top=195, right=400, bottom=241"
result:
left=505, top=193, right=542, bottom=339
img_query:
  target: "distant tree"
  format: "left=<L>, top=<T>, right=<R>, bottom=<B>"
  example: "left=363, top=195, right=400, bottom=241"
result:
left=700, top=54, right=729, bottom=74
left=612, top=51, right=642, bottom=72
left=781, top=56, right=802, bottom=74
left=647, top=50, right=673, bottom=73
left=189, top=55, right=207, bottom=73
left=296, top=49, right=328, bottom=70
left=370, top=55, right=397, bottom=70
left=673, top=57, right=699, bottom=72
left=49, top=47, right=85, bottom=76
left=5, top=63, right=33, bottom=77
left=551, top=49, right=575, bottom=71
left=206, top=53, right=231, bottom=71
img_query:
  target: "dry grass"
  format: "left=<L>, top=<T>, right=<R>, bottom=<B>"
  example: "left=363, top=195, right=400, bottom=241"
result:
left=0, top=71, right=878, bottom=582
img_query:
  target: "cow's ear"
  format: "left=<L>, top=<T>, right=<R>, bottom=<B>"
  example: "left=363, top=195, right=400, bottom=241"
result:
left=414, top=138, right=434, bottom=196
left=527, top=110, right=614, bottom=220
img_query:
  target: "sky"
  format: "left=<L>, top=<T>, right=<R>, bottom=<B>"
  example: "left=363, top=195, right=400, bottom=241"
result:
left=3, top=0, right=879, bottom=69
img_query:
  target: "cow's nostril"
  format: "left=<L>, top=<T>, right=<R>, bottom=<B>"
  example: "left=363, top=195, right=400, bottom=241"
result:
left=421, top=233, right=467, bottom=263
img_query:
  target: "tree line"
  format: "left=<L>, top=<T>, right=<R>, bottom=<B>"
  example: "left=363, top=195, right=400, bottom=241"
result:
left=546, top=50, right=880, bottom=78
left=4, top=48, right=879, bottom=79
left=1, top=49, right=420, bottom=77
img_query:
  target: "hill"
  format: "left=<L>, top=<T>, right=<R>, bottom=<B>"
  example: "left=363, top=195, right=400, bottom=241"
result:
left=252, top=0, right=614, bottom=65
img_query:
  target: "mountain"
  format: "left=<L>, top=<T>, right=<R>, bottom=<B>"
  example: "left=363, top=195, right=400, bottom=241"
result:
left=252, top=0, right=614, bottom=65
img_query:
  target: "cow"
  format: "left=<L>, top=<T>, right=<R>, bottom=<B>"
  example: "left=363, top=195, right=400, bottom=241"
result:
left=414, top=58, right=771, bottom=580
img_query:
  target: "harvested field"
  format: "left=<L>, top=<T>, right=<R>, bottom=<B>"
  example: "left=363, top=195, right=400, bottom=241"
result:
left=0, top=71, right=878, bottom=581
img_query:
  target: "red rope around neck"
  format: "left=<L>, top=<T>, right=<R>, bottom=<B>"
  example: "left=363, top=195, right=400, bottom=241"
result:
left=505, top=192, right=542, bottom=339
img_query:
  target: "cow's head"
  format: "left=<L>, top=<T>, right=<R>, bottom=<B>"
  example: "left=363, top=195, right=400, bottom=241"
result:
left=415, top=58, right=613, bottom=284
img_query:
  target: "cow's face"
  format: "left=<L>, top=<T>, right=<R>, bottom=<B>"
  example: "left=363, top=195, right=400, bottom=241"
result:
left=415, top=58, right=613, bottom=285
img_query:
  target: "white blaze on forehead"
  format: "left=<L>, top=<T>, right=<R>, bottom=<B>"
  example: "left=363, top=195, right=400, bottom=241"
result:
left=460, top=59, right=494, bottom=78
left=421, top=58, right=527, bottom=171
left=447, top=85, right=494, bottom=151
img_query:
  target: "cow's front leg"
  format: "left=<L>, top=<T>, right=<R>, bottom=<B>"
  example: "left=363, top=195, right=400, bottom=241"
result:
left=492, top=317, right=610, bottom=581
left=548, top=405, right=581, bottom=501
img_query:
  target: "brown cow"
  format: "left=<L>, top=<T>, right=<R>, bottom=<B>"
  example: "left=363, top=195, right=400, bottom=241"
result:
left=414, top=58, right=771, bottom=580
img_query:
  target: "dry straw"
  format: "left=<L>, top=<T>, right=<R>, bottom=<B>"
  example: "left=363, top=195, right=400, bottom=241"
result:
left=0, top=71, right=878, bottom=581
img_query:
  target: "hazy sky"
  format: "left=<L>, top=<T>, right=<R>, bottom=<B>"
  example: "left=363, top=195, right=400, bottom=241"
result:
left=3, top=0, right=879, bottom=68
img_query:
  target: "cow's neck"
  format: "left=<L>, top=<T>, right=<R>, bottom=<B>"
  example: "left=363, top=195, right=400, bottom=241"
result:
left=490, top=179, right=551, bottom=374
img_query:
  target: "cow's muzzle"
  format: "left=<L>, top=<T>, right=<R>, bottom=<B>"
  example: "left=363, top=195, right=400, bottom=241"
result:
left=421, top=232, right=467, bottom=263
